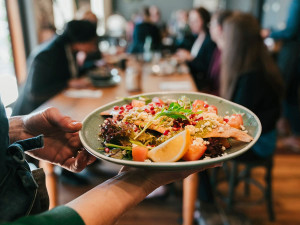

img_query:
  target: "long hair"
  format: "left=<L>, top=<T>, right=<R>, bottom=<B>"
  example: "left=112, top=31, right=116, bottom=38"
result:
left=220, top=12, right=284, bottom=99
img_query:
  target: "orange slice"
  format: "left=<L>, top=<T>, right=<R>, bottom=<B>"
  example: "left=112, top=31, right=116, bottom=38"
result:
left=147, top=129, right=190, bottom=162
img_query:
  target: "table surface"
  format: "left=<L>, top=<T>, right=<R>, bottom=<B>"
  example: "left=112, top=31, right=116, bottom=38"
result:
left=36, top=70, right=197, bottom=121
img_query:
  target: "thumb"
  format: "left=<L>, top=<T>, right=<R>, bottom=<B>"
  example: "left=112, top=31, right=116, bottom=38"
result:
left=45, top=107, right=82, bottom=132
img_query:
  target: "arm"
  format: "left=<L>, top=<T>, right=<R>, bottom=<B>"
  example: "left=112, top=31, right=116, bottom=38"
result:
left=5, top=165, right=220, bottom=225
left=270, top=0, right=300, bottom=40
left=9, top=107, right=96, bottom=172
left=67, top=166, right=220, bottom=225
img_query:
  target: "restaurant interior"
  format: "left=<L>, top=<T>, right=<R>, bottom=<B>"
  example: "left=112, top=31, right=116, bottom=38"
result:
left=0, top=0, right=300, bottom=225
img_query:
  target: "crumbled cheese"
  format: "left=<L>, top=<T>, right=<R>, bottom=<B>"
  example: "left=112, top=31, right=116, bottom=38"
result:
left=222, top=146, right=226, bottom=151
left=192, top=138, right=204, bottom=146
left=185, top=125, right=196, bottom=135
left=144, top=159, right=152, bottom=163
left=243, top=130, right=248, bottom=133
left=204, top=141, right=210, bottom=145
left=218, top=127, right=224, bottom=133
left=207, top=127, right=212, bottom=131
left=204, top=121, right=210, bottom=127
left=240, top=125, right=246, bottom=130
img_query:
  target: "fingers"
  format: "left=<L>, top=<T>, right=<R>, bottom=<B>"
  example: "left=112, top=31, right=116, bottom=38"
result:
left=63, top=150, right=96, bottom=172
left=44, top=107, right=82, bottom=133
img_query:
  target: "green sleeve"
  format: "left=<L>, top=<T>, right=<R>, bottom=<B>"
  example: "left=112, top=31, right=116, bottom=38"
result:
left=2, top=206, right=85, bottom=225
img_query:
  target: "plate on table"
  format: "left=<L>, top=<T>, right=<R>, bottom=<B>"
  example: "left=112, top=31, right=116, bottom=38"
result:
left=79, top=92, right=262, bottom=170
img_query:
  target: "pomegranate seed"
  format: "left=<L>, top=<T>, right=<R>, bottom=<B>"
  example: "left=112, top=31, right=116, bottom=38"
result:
left=192, top=121, right=197, bottom=125
left=151, top=110, right=156, bottom=115
left=120, top=106, right=125, bottom=110
left=105, top=147, right=110, bottom=153
left=224, top=118, right=229, bottom=123
left=204, top=104, right=209, bottom=108
left=150, top=106, right=154, bottom=110
left=125, top=121, right=129, bottom=124
left=155, top=102, right=161, bottom=106
left=145, top=109, right=150, bottom=113
left=126, top=105, right=133, bottom=109
left=163, top=130, right=170, bottom=135
left=190, top=114, right=196, bottom=118
left=119, top=110, right=124, bottom=114
left=173, top=127, right=180, bottom=131
left=113, top=106, right=119, bottom=110
left=134, top=127, right=138, bottom=132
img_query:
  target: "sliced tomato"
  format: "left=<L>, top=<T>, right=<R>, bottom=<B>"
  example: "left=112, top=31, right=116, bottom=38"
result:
left=182, top=144, right=207, bottom=161
left=227, top=114, right=243, bottom=129
left=132, top=146, right=148, bottom=162
left=152, top=97, right=164, bottom=105
left=132, top=99, right=145, bottom=108
left=208, top=105, right=218, bottom=114
left=192, top=100, right=205, bottom=112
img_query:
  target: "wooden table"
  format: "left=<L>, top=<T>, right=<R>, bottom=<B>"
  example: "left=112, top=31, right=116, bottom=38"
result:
left=37, top=69, right=198, bottom=225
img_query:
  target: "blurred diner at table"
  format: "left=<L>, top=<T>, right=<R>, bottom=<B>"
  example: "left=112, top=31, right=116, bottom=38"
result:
left=12, top=20, right=98, bottom=116
left=175, top=7, right=216, bottom=91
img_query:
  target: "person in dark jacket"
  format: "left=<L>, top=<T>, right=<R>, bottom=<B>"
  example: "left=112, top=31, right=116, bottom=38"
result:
left=128, top=7, right=161, bottom=53
left=220, top=12, right=283, bottom=159
left=262, top=0, right=300, bottom=150
left=12, top=20, right=98, bottom=116
left=175, top=7, right=216, bottom=91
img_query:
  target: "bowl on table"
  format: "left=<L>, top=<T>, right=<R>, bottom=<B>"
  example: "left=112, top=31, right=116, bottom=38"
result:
left=88, top=68, right=121, bottom=87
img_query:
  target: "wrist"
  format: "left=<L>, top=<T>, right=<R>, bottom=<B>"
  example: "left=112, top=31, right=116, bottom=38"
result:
left=8, top=116, right=27, bottom=143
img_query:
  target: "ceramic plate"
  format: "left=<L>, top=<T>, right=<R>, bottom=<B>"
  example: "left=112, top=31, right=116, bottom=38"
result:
left=79, top=92, right=262, bottom=170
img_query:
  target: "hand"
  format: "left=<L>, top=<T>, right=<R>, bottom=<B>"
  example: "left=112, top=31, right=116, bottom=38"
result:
left=10, top=107, right=96, bottom=172
left=119, top=163, right=222, bottom=194
left=261, top=29, right=270, bottom=39
left=175, top=49, right=193, bottom=62
left=68, top=77, right=93, bottom=89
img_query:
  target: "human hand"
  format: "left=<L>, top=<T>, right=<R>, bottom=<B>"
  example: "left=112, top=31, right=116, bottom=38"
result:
left=119, top=163, right=222, bottom=194
left=176, top=49, right=193, bottom=62
left=10, top=107, right=96, bottom=172
left=261, top=29, right=270, bottom=39
left=68, top=77, right=93, bottom=89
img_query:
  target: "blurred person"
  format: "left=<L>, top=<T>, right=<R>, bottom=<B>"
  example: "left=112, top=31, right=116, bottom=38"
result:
left=220, top=12, right=283, bottom=160
left=262, top=0, right=300, bottom=150
left=176, top=7, right=216, bottom=91
left=128, top=7, right=161, bottom=53
left=207, top=10, right=233, bottom=95
left=126, top=11, right=141, bottom=43
left=170, top=10, right=195, bottom=50
left=0, top=96, right=221, bottom=224
left=149, top=5, right=168, bottom=38
left=12, top=20, right=98, bottom=116
left=75, top=8, right=103, bottom=75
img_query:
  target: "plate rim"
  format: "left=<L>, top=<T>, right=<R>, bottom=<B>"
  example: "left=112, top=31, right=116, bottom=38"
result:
left=79, top=91, right=262, bottom=169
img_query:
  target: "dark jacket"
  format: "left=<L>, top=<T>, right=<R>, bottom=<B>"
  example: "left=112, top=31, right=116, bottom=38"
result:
left=12, top=36, right=73, bottom=116
left=128, top=22, right=161, bottom=53
left=232, top=70, right=281, bottom=134
left=187, top=34, right=216, bottom=91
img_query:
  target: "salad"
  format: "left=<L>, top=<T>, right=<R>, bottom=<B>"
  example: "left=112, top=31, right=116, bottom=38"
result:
left=98, top=96, right=253, bottom=162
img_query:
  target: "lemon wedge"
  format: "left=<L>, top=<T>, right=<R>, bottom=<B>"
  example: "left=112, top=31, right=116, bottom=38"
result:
left=147, top=129, right=190, bottom=162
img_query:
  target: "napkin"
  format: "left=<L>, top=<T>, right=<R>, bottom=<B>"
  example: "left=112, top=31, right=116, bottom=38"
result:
left=64, top=89, right=103, bottom=98
left=159, top=81, right=192, bottom=91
